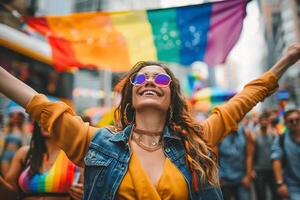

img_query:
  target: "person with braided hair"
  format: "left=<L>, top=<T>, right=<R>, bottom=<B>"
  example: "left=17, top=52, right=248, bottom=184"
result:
left=0, top=43, right=300, bottom=200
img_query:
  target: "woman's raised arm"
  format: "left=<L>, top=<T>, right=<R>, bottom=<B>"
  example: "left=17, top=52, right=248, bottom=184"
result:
left=0, top=67, right=97, bottom=166
left=201, top=43, right=300, bottom=147
left=0, top=66, right=37, bottom=108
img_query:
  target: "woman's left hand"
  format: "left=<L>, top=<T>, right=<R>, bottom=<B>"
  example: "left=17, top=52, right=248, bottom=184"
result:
left=270, top=43, right=300, bottom=79
left=69, top=183, right=84, bottom=200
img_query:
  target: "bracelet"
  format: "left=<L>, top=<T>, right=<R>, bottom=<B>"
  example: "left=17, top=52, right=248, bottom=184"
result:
left=276, top=180, right=285, bottom=187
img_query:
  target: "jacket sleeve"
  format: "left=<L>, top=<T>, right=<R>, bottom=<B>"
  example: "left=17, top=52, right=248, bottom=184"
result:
left=201, top=71, right=278, bottom=147
left=26, top=94, right=98, bottom=167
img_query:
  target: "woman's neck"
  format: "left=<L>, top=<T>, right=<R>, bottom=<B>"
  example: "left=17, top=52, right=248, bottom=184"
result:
left=135, top=109, right=166, bottom=132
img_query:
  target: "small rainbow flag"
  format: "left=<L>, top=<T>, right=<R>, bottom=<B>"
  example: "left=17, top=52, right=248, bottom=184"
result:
left=25, top=0, right=247, bottom=72
left=276, top=100, right=287, bottom=134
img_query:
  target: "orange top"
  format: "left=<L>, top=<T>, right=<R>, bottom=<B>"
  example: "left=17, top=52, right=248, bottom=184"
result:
left=116, top=151, right=188, bottom=200
left=25, top=71, right=278, bottom=197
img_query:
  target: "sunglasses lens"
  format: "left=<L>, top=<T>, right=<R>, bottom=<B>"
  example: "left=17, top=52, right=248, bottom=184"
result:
left=288, top=118, right=300, bottom=125
left=155, top=74, right=171, bottom=86
left=132, top=74, right=146, bottom=85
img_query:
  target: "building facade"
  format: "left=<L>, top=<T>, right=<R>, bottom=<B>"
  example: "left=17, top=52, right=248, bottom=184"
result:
left=260, top=0, right=300, bottom=107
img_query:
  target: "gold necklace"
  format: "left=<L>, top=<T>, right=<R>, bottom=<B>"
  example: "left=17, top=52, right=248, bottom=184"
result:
left=131, top=126, right=163, bottom=152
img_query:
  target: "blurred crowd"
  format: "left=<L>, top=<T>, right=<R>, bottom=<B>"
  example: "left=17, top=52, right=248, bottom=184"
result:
left=217, top=108, right=300, bottom=200
left=0, top=110, right=30, bottom=175
left=0, top=109, right=85, bottom=199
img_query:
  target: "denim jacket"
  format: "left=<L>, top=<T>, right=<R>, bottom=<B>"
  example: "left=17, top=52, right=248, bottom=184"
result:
left=83, top=125, right=223, bottom=200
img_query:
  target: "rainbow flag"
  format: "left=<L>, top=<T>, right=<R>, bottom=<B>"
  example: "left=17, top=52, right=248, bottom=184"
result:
left=276, top=100, right=287, bottom=134
left=25, top=0, right=247, bottom=72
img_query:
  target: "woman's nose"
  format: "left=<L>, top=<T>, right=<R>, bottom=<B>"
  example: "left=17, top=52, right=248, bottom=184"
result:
left=145, top=76, right=155, bottom=85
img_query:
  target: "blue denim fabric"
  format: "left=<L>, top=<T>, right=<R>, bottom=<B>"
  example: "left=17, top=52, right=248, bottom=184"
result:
left=271, top=131, right=300, bottom=194
left=83, top=125, right=223, bottom=200
left=219, top=127, right=247, bottom=184
left=290, top=191, right=300, bottom=200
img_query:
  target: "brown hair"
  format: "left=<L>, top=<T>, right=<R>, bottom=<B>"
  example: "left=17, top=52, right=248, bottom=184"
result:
left=114, top=61, right=219, bottom=189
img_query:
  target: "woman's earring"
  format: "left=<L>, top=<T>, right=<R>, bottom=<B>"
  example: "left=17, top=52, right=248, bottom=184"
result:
left=124, top=103, right=130, bottom=125
left=124, top=103, right=135, bottom=125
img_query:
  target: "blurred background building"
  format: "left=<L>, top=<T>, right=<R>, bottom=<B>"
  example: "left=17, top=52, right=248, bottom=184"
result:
left=259, top=0, right=300, bottom=108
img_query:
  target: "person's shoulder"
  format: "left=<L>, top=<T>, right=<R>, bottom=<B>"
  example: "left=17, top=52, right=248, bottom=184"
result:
left=16, top=145, right=29, bottom=155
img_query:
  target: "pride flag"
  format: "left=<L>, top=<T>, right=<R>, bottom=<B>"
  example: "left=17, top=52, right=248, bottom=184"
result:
left=276, top=100, right=287, bottom=134
left=25, top=0, right=247, bottom=72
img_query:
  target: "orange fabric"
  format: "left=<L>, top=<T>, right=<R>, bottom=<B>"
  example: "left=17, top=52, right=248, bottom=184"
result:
left=25, top=95, right=97, bottom=167
left=116, top=151, right=188, bottom=200
left=25, top=71, right=278, bottom=188
left=27, top=13, right=131, bottom=72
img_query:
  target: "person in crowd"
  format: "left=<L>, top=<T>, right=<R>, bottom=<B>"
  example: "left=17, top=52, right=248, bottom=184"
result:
left=269, top=109, right=280, bottom=128
left=1, top=110, right=30, bottom=175
left=218, top=125, right=253, bottom=200
left=0, top=44, right=299, bottom=199
left=249, top=111, right=280, bottom=200
left=244, top=111, right=260, bottom=132
left=271, top=109, right=300, bottom=200
left=0, top=121, right=83, bottom=200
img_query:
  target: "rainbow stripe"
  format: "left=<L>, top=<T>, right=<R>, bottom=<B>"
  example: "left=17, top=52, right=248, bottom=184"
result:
left=25, top=0, right=247, bottom=72
left=18, top=151, right=78, bottom=193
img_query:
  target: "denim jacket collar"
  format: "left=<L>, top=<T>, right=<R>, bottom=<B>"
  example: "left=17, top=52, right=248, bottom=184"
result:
left=162, top=126, right=181, bottom=141
left=108, top=124, right=181, bottom=143
left=108, top=125, right=133, bottom=143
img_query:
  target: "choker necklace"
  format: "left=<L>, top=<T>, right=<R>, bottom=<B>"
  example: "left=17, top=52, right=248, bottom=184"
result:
left=131, top=126, right=163, bottom=152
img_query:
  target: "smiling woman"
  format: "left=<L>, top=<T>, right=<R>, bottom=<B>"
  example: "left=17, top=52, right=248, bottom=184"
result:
left=0, top=44, right=300, bottom=200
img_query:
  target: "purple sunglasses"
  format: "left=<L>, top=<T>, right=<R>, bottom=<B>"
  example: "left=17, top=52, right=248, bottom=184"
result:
left=131, top=73, right=172, bottom=87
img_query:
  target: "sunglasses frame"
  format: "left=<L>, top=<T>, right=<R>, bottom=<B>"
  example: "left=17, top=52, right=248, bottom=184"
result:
left=130, top=73, right=172, bottom=88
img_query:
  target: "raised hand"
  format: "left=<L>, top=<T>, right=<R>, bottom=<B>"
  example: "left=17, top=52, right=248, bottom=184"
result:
left=284, top=43, right=300, bottom=67
left=270, top=43, right=300, bottom=79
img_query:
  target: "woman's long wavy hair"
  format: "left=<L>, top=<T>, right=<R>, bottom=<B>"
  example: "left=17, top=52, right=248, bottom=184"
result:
left=114, top=61, right=219, bottom=189
left=24, top=122, right=47, bottom=177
